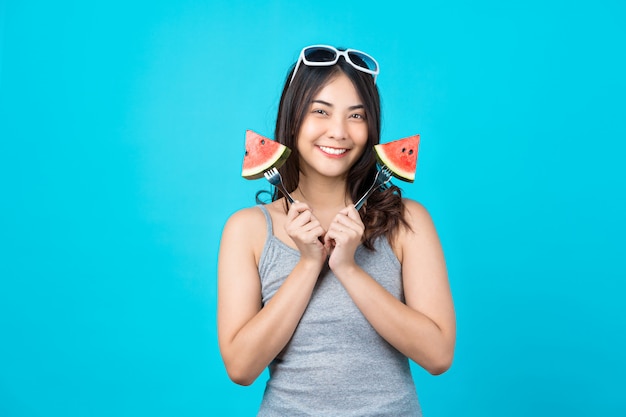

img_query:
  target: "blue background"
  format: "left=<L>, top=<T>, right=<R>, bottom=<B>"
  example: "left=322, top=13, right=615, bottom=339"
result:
left=1, top=0, right=625, bottom=415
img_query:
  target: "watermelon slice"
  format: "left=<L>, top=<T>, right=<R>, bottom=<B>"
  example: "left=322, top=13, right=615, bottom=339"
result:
left=241, top=130, right=291, bottom=180
left=374, top=134, right=420, bottom=182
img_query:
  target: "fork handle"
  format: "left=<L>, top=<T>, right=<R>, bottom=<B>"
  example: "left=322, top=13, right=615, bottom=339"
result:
left=275, top=184, right=295, bottom=204
left=354, top=183, right=380, bottom=210
left=355, top=171, right=392, bottom=210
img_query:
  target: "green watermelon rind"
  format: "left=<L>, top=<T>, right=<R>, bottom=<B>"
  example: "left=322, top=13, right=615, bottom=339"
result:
left=374, top=135, right=420, bottom=183
left=241, top=148, right=291, bottom=179
left=241, top=131, right=292, bottom=180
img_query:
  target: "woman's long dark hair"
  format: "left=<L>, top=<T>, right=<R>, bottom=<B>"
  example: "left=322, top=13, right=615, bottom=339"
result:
left=269, top=51, right=408, bottom=249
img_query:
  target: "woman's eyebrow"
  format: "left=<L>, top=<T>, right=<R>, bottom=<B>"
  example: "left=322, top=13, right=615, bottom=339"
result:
left=311, top=100, right=364, bottom=111
left=312, top=99, right=332, bottom=107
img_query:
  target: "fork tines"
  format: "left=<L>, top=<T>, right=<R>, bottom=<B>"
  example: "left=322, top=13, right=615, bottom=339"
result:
left=264, top=167, right=295, bottom=203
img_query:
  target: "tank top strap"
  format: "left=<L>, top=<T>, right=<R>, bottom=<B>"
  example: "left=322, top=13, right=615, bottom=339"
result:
left=256, top=204, right=274, bottom=237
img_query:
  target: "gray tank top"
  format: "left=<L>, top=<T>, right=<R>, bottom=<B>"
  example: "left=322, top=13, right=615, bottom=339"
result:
left=256, top=205, right=422, bottom=416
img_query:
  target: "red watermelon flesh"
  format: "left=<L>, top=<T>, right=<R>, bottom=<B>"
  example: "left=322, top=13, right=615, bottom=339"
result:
left=241, top=130, right=292, bottom=180
left=374, top=134, right=420, bottom=182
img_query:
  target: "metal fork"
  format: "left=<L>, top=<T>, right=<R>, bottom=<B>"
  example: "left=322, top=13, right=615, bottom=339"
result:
left=354, top=166, right=393, bottom=210
left=264, top=167, right=295, bottom=203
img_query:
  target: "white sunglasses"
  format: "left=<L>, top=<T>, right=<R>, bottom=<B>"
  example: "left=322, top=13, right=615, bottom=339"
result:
left=289, top=45, right=380, bottom=85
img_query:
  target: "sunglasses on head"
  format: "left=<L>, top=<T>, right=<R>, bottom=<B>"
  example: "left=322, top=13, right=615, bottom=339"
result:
left=289, top=45, right=380, bottom=85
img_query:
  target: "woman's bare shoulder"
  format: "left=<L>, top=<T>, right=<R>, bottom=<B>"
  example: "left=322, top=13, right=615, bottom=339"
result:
left=224, top=201, right=285, bottom=229
left=225, top=205, right=265, bottom=225
left=396, top=198, right=441, bottom=247
left=223, top=205, right=268, bottom=238
left=402, top=198, right=433, bottom=226
left=398, top=199, right=440, bottom=253
left=221, top=205, right=270, bottom=263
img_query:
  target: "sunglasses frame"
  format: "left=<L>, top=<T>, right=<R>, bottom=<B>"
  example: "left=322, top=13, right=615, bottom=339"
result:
left=289, top=44, right=380, bottom=85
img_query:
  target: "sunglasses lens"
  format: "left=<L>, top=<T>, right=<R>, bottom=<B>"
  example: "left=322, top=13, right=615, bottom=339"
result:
left=347, top=51, right=378, bottom=72
left=291, top=45, right=379, bottom=85
left=304, top=47, right=337, bottom=63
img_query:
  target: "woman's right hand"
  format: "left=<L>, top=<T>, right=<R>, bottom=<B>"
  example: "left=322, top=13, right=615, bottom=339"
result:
left=285, top=201, right=328, bottom=265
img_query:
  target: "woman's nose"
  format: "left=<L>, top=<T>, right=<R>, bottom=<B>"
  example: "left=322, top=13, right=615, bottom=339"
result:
left=327, top=116, right=347, bottom=140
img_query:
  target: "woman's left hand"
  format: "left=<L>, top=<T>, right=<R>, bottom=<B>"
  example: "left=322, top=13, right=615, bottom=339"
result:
left=324, top=205, right=364, bottom=272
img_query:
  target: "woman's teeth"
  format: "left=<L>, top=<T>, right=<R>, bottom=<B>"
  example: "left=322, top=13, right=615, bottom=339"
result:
left=319, top=146, right=347, bottom=155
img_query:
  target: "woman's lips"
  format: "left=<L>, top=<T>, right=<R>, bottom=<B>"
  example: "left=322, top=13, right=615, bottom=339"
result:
left=318, top=145, right=349, bottom=157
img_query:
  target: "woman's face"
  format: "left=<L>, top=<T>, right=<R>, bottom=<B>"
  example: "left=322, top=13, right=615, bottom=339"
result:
left=296, top=73, right=369, bottom=179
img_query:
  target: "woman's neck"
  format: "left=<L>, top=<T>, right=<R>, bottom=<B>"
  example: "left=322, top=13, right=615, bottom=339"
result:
left=292, top=174, right=351, bottom=212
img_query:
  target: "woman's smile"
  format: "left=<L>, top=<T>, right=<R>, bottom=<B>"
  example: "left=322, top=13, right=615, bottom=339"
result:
left=318, top=145, right=349, bottom=157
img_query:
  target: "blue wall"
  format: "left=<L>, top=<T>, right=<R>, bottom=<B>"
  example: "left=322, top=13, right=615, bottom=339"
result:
left=1, top=0, right=625, bottom=415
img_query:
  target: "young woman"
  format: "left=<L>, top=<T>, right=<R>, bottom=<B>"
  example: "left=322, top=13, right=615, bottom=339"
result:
left=218, top=45, right=455, bottom=416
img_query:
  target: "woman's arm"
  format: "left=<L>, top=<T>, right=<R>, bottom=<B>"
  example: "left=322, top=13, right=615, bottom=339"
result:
left=217, top=204, right=327, bottom=385
left=328, top=200, right=455, bottom=374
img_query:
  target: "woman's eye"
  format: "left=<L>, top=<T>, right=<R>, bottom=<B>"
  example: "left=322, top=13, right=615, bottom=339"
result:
left=313, top=109, right=327, bottom=115
left=351, top=113, right=365, bottom=119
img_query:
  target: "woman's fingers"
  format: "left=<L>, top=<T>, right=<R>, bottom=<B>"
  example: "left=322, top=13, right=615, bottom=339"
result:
left=285, top=203, right=366, bottom=260
left=286, top=202, right=316, bottom=233
left=330, top=206, right=364, bottom=236
left=286, top=202, right=327, bottom=250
